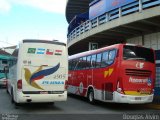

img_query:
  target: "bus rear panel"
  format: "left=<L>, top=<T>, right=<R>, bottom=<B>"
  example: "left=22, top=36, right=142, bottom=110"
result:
left=114, top=44, right=155, bottom=103
left=8, top=40, right=68, bottom=104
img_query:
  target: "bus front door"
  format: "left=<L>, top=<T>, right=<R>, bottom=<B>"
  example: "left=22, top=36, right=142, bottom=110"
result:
left=87, top=69, right=93, bottom=88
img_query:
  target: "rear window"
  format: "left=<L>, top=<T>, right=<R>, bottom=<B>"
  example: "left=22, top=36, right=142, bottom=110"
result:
left=123, top=45, right=154, bottom=63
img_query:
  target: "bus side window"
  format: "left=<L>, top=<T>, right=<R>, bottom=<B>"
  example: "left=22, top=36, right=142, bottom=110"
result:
left=71, top=60, right=74, bottom=70
left=91, top=54, right=96, bottom=68
left=78, top=58, right=83, bottom=70
left=71, top=59, right=76, bottom=70
left=96, top=53, right=102, bottom=68
left=74, top=58, right=79, bottom=70
left=86, top=56, right=91, bottom=69
left=74, top=58, right=80, bottom=70
left=101, top=51, right=109, bottom=67
left=69, top=60, right=72, bottom=70
left=82, top=57, right=87, bottom=69
left=108, top=50, right=116, bottom=65
left=76, top=57, right=87, bottom=70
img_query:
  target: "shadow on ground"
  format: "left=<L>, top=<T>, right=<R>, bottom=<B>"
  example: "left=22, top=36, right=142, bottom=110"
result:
left=68, top=93, right=158, bottom=112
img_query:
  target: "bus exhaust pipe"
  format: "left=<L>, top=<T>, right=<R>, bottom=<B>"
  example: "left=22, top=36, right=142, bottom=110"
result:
left=26, top=99, right=32, bottom=103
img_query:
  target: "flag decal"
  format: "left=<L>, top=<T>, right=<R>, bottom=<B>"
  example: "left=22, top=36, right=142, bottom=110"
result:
left=28, top=48, right=36, bottom=54
left=55, top=50, right=62, bottom=55
left=37, top=48, right=45, bottom=54
left=46, top=49, right=53, bottom=55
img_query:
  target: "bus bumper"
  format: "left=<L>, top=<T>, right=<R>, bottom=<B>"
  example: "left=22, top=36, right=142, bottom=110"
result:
left=16, top=91, right=67, bottom=103
left=114, top=92, right=153, bottom=104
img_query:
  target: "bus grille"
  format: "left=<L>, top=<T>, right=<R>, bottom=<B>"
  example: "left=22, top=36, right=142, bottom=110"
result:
left=125, top=69, right=151, bottom=77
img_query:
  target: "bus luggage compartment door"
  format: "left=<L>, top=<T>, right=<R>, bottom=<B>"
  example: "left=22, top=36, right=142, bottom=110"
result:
left=87, top=69, right=93, bottom=86
left=103, top=83, right=113, bottom=100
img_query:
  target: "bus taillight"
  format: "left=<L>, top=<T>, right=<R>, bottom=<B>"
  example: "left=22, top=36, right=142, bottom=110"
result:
left=117, top=80, right=124, bottom=94
left=64, top=80, right=68, bottom=90
left=17, top=79, right=22, bottom=90
left=151, top=89, right=154, bottom=94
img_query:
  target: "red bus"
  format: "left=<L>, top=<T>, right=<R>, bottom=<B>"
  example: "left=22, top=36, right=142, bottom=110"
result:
left=68, top=44, right=155, bottom=104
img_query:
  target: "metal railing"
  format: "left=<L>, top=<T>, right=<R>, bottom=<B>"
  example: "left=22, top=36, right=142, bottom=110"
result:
left=67, top=0, right=160, bottom=43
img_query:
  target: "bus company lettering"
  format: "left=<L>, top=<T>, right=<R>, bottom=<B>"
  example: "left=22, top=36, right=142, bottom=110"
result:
left=42, top=81, right=64, bottom=85
left=129, top=77, right=148, bottom=83
left=136, top=62, right=144, bottom=69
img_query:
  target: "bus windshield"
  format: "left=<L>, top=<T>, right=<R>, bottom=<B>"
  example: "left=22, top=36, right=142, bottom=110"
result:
left=123, top=45, right=154, bottom=63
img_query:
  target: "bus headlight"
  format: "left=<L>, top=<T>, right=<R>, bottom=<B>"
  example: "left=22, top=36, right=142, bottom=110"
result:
left=152, top=89, right=154, bottom=94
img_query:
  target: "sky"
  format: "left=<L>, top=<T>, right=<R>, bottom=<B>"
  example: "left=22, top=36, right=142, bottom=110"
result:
left=0, top=0, right=68, bottom=48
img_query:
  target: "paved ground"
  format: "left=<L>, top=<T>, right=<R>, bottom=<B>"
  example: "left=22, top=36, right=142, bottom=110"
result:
left=0, top=88, right=160, bottom=120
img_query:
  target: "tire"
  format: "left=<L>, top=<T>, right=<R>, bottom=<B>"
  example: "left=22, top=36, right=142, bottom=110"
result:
left=47, top=102, right=55, bottom=105
left=6, top=85, right=9, bottom=94
left=88, top=89, right=95, bottom=104
left=6, top=88, right=9, bottom=94
left=14, top=102, right=20, bottom=107
left=11, top=89, right=20, bottom=106
left=11, top=89, right=14, bottom=103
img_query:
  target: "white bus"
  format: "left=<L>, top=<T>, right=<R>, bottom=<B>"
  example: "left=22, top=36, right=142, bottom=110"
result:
left=7, top=39, right=68, bottom=105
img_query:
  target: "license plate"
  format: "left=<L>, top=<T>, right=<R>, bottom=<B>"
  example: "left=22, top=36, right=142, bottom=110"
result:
left=135, top=97, right=141, bottom=100
left=40, top=91, right=48, bottom=94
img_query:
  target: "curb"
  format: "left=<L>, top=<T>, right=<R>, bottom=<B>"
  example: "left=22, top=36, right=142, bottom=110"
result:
left=146, top=104, right=160, bottom=109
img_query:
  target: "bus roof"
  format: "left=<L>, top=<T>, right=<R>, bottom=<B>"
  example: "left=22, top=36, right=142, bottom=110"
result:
left=22, top=39, right=66, bottom=46
left=69, top=44, right=122, bottom=60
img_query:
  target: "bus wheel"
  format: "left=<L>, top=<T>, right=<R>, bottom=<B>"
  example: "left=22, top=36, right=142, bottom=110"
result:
left=11, top=90, right=20, bottom=107
left=47, top=102, right=54, bottom=105
left=88, top=89, right=95, bottom=104
left=6, top=88, right=9, bottom=94
left=11, top=89, right=14, bottom=103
